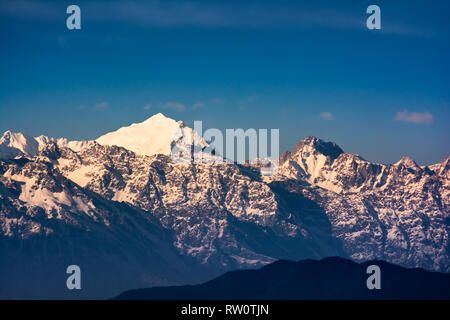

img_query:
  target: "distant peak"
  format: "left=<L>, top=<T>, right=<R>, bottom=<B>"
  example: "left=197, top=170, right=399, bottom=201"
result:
left=96, top=114, right=206, bottom=157
left=143, top=112, right=173, bottom=123
left=2, top=130, right=12, bottom=137
left=0, top=130, right=39, bottom=159
left=293, top=136, right=344, bottom=160
left=1, top=130, right=26, bottom=140
left=304, top=136, right=321, bottom=142
left=395, top=156, right=419, bottom=168
left=1, top=130, right=35, bottom=143
left=438, top=156, right=450, bottom=174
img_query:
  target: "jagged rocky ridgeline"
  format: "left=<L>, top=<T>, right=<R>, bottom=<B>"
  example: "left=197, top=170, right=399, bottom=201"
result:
left=0, top=113, right=448, bottom=298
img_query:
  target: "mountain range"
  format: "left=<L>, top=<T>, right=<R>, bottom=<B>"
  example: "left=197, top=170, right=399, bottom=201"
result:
left=0, top=113, right=448, bottom=299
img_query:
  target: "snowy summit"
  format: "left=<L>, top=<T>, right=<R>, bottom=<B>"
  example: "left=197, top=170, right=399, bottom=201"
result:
left=96, top=113, right=207, bottom=157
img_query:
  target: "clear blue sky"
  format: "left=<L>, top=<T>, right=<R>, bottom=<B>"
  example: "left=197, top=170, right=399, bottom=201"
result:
left=0, top=0, right=449, bottom=165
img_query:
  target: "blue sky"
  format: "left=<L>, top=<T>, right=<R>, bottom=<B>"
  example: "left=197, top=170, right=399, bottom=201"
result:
left=0, top=0, right=449, bottom=165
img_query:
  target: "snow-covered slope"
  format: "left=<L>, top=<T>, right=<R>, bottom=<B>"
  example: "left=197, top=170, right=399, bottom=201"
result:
left=2, top=113, right=208, bottom=160
left=273, top=137, right=449, bottom=271
left=96, top=113, right=207, bottom=157
left=0, top=131, right=39, bottom=159
left=35, top=135, right=91, bottom=153
left=0, top=150, right=206, bottom=299
left=0, top=117, right=448, bottom=298
left=0, top=131, right=92, bottom=161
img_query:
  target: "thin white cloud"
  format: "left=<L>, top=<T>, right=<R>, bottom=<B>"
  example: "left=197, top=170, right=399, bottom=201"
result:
left=93, top=101, right=109, bottom=111
left=192, top=102, right=205, bottom=110
left=394, top=110, right=433, bottom=124
left=143, top=104, right=152, bottom=110
left=319, top=112, right=335, bottom=121
left=161, top=101, right=186, bottom=111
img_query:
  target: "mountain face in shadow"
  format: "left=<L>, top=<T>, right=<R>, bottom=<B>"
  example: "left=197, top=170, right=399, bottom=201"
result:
left=114, top=257, right=450, bottom=300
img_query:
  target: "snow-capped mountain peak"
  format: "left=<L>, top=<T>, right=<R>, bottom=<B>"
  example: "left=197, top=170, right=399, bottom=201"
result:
left=0, top=113, right=208, bottom=160
left=0, top=130, right=39, bottom=159
left=293, top=136, right=344, bottom=160
left=96, top=113, right=207, bottom=157
left=395, top=156, right=420, bottom=169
